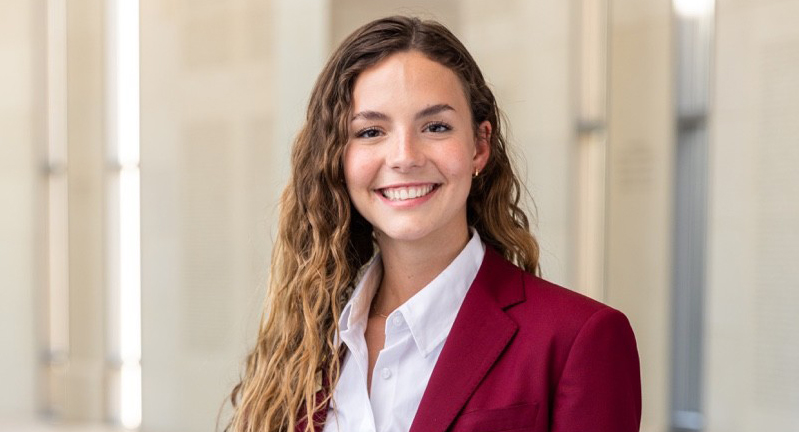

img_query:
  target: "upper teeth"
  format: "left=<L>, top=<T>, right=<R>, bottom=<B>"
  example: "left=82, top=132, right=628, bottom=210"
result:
left=381, top=184, right=435, bottom=201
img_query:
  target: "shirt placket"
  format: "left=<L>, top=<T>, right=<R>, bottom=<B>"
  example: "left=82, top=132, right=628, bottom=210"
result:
left=340, top=325, right=379, bottom=432
left=369, top=311, right=409, bottom=432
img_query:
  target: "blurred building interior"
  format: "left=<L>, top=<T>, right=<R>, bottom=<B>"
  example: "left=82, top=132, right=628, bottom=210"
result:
left=1, top=0, right=798, bottom=431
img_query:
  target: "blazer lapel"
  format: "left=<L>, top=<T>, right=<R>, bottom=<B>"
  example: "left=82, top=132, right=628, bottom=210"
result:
left=409, top=248, right=525, bottom=432
left=296, top=357, right=339, bottom=432
left=295, top=388, right=330, bottom=432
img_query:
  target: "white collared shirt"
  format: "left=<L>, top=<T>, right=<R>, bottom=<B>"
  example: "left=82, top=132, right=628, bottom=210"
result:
left=322, top=231, right=485, bottom=432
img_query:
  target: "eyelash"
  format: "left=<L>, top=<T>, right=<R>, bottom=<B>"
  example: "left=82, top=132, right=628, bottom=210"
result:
left=353, top=121, right=453, bottom=139
left=355, top=126, right=382, bottom=139
left=424, top=121, right=452, bottom=133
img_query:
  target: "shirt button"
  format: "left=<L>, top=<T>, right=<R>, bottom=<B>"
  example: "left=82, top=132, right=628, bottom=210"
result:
left=392, top=315, right=402, bottom=326
left=381, top=368, right=392, bottom=379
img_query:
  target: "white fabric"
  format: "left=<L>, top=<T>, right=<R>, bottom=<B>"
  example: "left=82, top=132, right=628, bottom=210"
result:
left=322, top=231, right=485, bottom=432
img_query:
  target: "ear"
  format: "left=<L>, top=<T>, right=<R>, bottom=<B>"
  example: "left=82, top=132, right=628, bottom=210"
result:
left=474, top=120, right=492, bottom=171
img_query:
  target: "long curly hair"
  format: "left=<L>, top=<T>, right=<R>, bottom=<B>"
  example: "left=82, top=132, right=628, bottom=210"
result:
left=226, top=15, right=539, bottom=432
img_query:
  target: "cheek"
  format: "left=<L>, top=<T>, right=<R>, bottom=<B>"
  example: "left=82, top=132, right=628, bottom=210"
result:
left=436, top=145, right=474, bottom=180
left=343, top=147, right=374, bottom=192
left=342, top=146, right=358, bottom=184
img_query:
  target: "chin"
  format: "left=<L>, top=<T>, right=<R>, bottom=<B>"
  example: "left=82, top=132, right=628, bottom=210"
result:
left=375, top=224, right=436, bottom=243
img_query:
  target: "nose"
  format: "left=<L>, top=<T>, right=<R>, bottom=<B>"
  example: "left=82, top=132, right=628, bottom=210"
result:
left=386, top=129, right=425, bottom=172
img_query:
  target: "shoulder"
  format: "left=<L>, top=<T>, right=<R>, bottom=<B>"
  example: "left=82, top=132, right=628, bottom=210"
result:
left=502, top=264, right=639, bottom=387
left=508, top=273, right=642, bottom=429
left=459, top=248, right=641, bottom=429
left=486, top=252, right=636, bottom=353
left=475, top=247, right=636, bottom=351
left=518, top=271, right=618, bottom=327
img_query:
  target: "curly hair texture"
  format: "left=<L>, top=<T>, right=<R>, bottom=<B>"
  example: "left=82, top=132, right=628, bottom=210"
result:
left=226, top=15, right=540, bottom=432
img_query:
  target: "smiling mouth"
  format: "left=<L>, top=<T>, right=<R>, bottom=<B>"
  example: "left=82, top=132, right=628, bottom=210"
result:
left=378, top=184, right=440, bottom=201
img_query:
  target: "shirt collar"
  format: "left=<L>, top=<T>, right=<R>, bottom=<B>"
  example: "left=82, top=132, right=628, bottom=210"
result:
left=399, top=230, right=485, bottom=357
left=337, top=229, right=486, bottom=357
left=339, top=253, right=382, bottom=338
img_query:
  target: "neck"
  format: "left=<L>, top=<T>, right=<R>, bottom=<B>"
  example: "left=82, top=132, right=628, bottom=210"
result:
left=371, top=223, right=470, bottom=315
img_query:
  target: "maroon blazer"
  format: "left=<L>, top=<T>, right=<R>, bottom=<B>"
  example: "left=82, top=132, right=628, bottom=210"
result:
left=301, top=247, right=641, bottom=432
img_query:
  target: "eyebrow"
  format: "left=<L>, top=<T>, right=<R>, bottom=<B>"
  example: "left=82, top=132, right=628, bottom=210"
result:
left=350, top=103, right=456, bottom=122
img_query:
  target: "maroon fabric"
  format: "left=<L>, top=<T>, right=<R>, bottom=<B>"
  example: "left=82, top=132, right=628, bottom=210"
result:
left=295, top=368, right=334, bottom=432
left=300, top=247, right=641, bottom=432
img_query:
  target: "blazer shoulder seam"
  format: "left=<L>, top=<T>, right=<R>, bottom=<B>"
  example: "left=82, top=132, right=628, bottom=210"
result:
left=552, top=306, right=618, bottom=389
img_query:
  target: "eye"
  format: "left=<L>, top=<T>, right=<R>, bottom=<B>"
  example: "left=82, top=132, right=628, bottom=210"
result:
left=424, top=121, right=452, bottom=133
left=355, top=126, right=383, bottom=139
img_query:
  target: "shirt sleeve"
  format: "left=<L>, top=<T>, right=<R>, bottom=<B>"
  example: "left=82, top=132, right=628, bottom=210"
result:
left=551, top=307, right=642, bottom=432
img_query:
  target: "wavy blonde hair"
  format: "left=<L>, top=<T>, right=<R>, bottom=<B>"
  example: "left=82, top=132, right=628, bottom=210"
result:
left=226, top=16, right=540, bottom=432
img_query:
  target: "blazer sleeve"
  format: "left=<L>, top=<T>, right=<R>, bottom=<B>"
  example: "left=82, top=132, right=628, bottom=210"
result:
left=551, top=307, right=642, bottom=432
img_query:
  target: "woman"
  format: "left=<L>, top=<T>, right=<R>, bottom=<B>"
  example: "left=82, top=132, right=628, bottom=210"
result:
left=227, top=16, right=641, bottom=432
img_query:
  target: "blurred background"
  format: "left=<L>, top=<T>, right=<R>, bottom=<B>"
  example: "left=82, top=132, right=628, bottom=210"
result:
left=2, top=0, right=798, bottom=431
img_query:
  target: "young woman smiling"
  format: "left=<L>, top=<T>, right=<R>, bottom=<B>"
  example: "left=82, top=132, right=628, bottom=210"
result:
left=227, top=16, right=641, bottom=432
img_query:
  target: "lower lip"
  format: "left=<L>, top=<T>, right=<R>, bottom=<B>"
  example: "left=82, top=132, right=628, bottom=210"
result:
left=376, top=186, right=439, bottom=208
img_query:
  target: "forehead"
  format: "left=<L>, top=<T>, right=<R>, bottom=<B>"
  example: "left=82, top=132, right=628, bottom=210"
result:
left=350, top=51, right=469, bottom=114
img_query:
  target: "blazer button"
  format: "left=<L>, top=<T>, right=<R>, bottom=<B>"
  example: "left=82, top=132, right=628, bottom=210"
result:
left=381, top=368, right=392, bottom=379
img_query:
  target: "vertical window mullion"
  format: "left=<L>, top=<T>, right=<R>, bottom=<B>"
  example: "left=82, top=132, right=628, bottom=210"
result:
left=671, top=1, right=714, bottom=431
left=106, top=0, right=141, bottom=428
left=44, top=0, right=69, bottom=420
left=575, top=0, right=609, bottom=301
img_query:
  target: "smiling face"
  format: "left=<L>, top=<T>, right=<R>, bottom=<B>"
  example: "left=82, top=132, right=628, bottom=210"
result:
left=343, top=50, right=491, bottom=248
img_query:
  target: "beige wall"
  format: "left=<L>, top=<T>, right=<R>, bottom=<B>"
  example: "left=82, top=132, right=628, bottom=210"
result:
left=460, top=0, right=574, bottom=286
left=0, top=0, right=44, bottom=421
left=63, top=0, right=106, bottom=422
left=0, top=0, right=109, bottom=424
left=139, top=0, right=328, bottom=429
left=706, top=1, right=799, bottom=430
left=607, top=1, right=673, bottom=431
left=331, top=0, right=461, bottom=46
